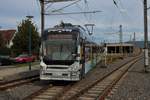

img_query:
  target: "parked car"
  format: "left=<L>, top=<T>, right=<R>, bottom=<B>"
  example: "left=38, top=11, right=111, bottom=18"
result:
left=15, top=54, right=36, bottom=63
left=0, top=55, right=14, bottom=66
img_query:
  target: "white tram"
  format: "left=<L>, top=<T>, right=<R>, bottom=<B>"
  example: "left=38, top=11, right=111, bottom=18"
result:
left=40, top=22, right=101, bottom=81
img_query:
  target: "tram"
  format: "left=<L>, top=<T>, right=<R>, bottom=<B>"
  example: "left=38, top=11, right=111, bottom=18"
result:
left=40, top=22, right=101, bottom=81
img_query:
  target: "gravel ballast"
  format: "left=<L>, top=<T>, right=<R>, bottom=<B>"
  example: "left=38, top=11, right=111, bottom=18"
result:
left=111, top=58, right=150, bottom=100
left=0, top=54, right=140, bottom=100
left=0, top=81, right=49, bottom=100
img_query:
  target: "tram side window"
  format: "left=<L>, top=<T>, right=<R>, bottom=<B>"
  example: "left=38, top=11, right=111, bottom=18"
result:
left=85, top=47, right=91, bottom=61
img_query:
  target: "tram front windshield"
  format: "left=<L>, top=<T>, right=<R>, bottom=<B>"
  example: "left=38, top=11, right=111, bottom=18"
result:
left=45, top=40, right=76, bottom=60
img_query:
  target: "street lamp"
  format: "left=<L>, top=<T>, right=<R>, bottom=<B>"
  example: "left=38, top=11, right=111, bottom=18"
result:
left=26, top=15, right=34, bottom=71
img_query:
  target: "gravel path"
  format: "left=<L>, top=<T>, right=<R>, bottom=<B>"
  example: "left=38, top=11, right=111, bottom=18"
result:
left=111, top=58, right=150, bottom=100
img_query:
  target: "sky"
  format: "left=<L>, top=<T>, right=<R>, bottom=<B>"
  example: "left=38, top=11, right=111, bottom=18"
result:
left=0, top=0, right=150, bottom=43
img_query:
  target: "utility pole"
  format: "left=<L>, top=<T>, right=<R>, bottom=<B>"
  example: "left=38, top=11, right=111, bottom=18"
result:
left=39, top=0, right=78, bottom=57
left=40, top=0, right=45, bottom=57
left=130, top=35, right=132, bottom=42
left=132, top=32, right=136, bottom=56
left=119, top=25, right=123, bottom=54
left=26, top=15, right=34, bottom=71
left=133, top=32, right=136, bottom=43
left=119, top=25, right=123, bottom=44
left=143, top=0, right=149, bottom=72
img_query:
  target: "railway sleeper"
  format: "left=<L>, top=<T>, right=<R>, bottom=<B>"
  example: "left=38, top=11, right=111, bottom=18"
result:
left=87, top=90, right=102, bottom=94
left=34, top=95, right=54, bottom=99
left=90, top=87, right=105, bottom=91
left=82, top=92, right=99, bottom=98
left=46, top=89, right=62, bottom=93
left=78, top=96, right=96, bottom=100
left=93, top=85, right=106, bottom=89
left=32, top=98, right=47, bottom=100
left=41, top=92, right=57, bottom=96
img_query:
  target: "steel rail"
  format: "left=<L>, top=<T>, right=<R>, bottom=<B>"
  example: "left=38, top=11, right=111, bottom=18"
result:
left=0, top=76, right=39, bottom=90
left=59, top=53, right=142, bottom=100
left=98, top=57, right=142, bottom=100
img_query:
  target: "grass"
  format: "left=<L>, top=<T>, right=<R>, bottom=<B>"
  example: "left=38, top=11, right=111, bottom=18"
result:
left=101, top=55, right=124, bottom=64
left=107, top=56, right=123, bottom=63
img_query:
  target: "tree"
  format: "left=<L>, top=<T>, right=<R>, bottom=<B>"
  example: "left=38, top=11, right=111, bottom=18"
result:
left=12, top=19, right=40, bottom=55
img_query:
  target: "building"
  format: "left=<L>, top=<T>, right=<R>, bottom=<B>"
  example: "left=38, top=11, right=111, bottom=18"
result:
left=105, top=43, right=134, bottom=54
left=0, top=29, right=16, bottom=48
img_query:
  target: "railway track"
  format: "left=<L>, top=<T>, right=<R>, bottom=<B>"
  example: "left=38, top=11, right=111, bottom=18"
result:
left=58, top=56, right=142, bottom=100
left=24, top=82, right=74, bottom=100
left=24, top=54, right=142, bottom=100
left=78, top=57, right=141, bottom=100
left=0, top=76, right=39, bottom=90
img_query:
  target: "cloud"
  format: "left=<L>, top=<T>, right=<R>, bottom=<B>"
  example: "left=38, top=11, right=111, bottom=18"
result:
left=0, top=0, right=149, bottom=42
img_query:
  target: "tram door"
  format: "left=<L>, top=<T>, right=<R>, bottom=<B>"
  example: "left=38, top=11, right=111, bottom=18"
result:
left=80, top=39, right=85, bottom=78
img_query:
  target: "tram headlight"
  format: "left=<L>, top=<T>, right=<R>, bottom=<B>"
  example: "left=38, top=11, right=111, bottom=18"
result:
left=69, top=63, right=79, bottom=71
left=40, top=61, right=47, bottom=70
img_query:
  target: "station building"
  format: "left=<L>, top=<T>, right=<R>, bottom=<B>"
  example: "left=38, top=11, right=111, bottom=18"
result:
left=105, top=43, right=134, bottom=54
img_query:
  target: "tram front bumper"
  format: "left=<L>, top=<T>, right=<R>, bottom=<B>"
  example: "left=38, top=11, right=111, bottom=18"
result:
left=40, top=70, right=80, bottom=81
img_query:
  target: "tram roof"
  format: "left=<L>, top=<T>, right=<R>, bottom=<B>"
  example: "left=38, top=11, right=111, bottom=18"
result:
left=43, top=22, right=96, bottom=44
left=44, top=23, right=85, bottom=33
left=106, top=43, right=134, bottom=47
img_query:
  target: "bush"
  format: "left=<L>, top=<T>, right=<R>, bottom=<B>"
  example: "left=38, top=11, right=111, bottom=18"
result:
left=0, top=47, right=11, bottom=55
